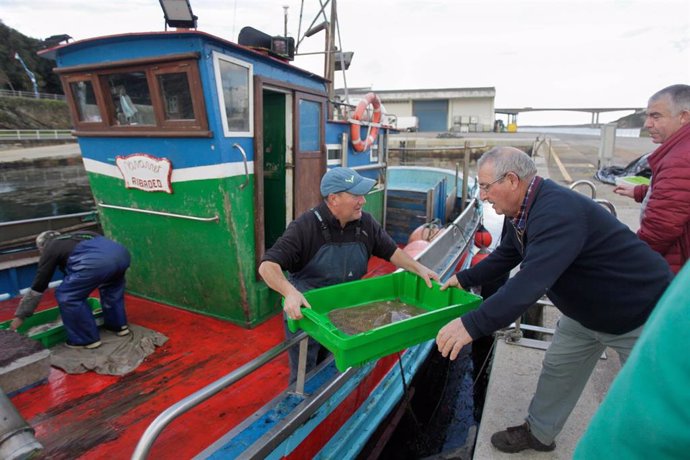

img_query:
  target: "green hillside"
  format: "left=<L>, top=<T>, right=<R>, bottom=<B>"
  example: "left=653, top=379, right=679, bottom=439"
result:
left=0, top=21, right=63, bottom=94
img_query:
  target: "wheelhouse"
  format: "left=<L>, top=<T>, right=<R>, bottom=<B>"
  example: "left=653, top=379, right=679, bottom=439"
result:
left=42, top=30, right=388, bottom=327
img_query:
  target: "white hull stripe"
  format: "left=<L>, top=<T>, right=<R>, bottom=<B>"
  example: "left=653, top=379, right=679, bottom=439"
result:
left=82, top=158, right=255, bottom=183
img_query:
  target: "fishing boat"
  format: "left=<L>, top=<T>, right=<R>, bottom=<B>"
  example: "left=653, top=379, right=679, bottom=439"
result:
left=0, top=4, right=488, bottom=458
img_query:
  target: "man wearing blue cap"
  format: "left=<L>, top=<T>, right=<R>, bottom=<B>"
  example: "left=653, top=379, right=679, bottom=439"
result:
left=259, top=167, right=439, bottom=383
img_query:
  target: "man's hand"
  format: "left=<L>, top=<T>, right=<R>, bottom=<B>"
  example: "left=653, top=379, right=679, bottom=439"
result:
left=417, top=265, right=440, bottom=288
left=440, top=275, right=463, bottom=291
left=436, top=318, right=472, bottom=360
left=389, top=249, right=439, bottom=288
left=9, top=317, right=23, bottom=331
left=613, top=183, right=635, bottom=198
left=283, top=288, right=312, bottom=320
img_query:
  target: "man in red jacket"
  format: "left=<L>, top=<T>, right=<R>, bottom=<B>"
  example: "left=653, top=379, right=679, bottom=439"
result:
left=614, top=84, right=690, bottom=274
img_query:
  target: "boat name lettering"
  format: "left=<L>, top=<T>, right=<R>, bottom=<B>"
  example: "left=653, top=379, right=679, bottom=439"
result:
left=115, top=153, right=173, bottom=194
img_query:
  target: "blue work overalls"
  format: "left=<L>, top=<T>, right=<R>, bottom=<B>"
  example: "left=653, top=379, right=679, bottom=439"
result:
left=55, top=236, right=131, bottom=345
left=285, top=209, right=368, bottom=383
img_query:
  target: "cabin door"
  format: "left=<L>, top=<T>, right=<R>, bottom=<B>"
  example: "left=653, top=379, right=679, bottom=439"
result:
left=293, top=92, right=326, bottom=217
left=255, top=85, right=326, bottom=269
left=262, top=89, right=292, bottom=250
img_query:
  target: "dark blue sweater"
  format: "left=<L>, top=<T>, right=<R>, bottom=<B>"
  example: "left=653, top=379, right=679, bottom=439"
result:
left=459, top=179, right=672, bottom=339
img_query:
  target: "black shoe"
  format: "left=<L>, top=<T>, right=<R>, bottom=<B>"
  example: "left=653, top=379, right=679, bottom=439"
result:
left=491, top=422, right=556, bottom=453
left=65, top=340, right=102, bottom=349
left=105, top=324, right=130, bottom=336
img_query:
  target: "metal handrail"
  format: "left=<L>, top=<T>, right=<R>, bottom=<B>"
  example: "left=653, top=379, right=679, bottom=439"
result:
left=0, top=129, right=73, bottom=141
left=98, top=203, right=219, bottom=222
left=131, top=332, right=308, bottom=460
left=0, top=89, right=66, bottom=100
left=232, top=143, right=250, bottom=189
left=569, top=179, right=597, bottom=199
left=595, top=198, right=617, bottom=217
left=0, top=211, right=96, bottom=228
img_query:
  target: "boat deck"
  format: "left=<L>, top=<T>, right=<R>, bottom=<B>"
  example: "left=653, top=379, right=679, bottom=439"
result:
left=1, top=292, right=288, bottom=459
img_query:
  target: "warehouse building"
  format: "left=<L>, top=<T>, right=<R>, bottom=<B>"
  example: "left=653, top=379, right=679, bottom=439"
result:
left=339, top=87, right=496, bottom=133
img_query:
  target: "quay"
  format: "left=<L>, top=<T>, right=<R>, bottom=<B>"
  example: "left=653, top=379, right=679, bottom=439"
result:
left=0, top=142, right=79, bottom=164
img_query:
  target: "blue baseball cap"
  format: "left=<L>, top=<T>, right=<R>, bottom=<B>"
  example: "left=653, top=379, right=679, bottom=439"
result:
left=320, top=167, right=376, bottom=197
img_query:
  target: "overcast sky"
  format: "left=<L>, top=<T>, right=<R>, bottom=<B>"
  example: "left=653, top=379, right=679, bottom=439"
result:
left=3, top=0, right=689, bottom=125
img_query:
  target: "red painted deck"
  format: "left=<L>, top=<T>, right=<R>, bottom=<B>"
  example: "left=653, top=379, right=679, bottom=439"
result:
left=1, top=292, right=289, bottom=459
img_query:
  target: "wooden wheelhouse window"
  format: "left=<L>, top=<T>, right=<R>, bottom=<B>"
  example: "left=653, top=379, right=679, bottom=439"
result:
left=68, top=79, right=102, bottom=123
left=103, top=70, right=155, bottom=126
left=60, top=54, right=209, bottom=137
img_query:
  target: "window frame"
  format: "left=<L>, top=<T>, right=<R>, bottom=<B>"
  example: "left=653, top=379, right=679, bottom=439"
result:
left=212, top=51, right=254, bottom=138
left=58, top=53, right=209, bottom=137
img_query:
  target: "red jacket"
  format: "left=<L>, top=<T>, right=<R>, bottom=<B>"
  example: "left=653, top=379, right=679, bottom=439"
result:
left=633, top=123, right=690, bottom=273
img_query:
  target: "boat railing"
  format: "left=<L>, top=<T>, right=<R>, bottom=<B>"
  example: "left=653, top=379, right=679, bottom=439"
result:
left=131, top=331, right=310, bottom=460
left=0, top=211, right=99, bottom=251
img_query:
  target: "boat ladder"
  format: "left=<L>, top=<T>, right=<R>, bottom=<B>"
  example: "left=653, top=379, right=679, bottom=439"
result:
left=569, top=179, right=617, bottom=216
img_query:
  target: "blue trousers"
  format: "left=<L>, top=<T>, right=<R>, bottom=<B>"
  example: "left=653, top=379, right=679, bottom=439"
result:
left=55, top=237, right=131, bottom=345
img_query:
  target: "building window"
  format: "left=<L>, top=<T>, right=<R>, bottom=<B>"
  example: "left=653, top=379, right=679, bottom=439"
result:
left=213, top=52, right=253, bottom=137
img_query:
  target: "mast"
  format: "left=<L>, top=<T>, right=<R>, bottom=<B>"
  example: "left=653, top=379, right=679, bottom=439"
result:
left=326, top=0, right=337, bottom=112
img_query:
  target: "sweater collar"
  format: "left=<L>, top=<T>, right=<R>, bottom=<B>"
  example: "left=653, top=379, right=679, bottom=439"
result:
left=511, top=175, right=543, bottom=232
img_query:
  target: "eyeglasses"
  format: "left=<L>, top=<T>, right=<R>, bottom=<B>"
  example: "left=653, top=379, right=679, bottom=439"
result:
left=478, top=173, right=508, bottom=192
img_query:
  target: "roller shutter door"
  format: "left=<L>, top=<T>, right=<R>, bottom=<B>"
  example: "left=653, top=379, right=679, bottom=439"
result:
left=413, top=100, right=448, bottom=132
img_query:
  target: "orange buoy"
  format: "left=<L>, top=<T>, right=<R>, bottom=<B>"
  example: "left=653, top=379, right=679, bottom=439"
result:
left=408, top=222, right=442, bottom=245
left=474, top=226, right=492, bottom=249
left=471, top=248, right=490, bottom=266
left=454, top=252, right=468, bottom=272
left=350, top=92, right=382, bottom=152
left=403, top=240, right=430, bottom=258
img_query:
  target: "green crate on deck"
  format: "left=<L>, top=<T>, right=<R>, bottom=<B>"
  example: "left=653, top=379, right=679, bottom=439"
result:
left=287, top=271, right=482, bottom=371
left=0, top=297, right=102, bottom=348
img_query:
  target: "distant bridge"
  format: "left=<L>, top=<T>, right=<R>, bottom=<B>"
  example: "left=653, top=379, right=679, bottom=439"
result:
left=495, top=107, right=644, bottom=124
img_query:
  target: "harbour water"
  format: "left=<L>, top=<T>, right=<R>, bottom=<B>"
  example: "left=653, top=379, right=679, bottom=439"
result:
left=0, top=156, right=94, bottom=223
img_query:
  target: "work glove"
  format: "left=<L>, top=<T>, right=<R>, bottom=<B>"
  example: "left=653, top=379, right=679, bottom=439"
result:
left=14, top=289, right=44, bottom=320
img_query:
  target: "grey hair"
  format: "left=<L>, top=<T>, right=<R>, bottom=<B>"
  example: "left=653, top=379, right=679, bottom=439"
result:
left=649, top=84, right=690, bottom=115
left=477, top=146, right=537, bottom=181
left=36, top=230, right=61, bottom=251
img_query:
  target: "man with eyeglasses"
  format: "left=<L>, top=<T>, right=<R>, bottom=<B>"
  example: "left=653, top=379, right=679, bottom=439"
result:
left=435, top=146, right=672, bottom=454
left=259, top=167, right=439, bottom=384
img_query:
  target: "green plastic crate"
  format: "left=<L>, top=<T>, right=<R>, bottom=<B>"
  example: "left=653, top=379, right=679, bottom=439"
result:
left=0, top=298, right=103, bottom=348
left=287, top=271, right=482, bottom=371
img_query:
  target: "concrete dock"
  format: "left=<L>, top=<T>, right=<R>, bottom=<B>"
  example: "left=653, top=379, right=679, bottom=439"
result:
left=0, top=142, right=80, bottom=163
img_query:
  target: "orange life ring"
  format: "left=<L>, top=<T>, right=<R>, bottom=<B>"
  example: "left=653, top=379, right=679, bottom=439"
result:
left=350, top=92, right=382, bottom=152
